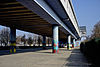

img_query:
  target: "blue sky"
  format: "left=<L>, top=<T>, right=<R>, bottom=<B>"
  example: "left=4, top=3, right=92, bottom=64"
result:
left=72, top=0, right=100, bottom=36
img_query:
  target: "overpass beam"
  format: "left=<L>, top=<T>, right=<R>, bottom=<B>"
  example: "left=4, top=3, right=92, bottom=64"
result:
left=10, top=27, right=16, bottom=53
left=52, top=25, right=59, bottom=53
left=42, top=36, right=46, bottom=49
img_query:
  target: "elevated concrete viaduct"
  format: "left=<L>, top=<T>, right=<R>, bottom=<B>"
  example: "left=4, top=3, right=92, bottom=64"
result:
left=0, top=0, right=80, bottom=53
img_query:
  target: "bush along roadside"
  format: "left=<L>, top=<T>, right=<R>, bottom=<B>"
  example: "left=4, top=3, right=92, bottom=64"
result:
left=80, top=38, right=100, bottom=66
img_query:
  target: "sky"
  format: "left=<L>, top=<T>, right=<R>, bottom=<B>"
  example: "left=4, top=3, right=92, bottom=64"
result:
left=0, top=0, right=100, bottom=37
left=72, top=0, right=100, bottom=36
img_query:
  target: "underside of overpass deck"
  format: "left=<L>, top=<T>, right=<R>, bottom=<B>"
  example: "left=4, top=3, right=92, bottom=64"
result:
left=0, top=0, right=68, bottom=40
left=0, top=0, right=80, bottom=54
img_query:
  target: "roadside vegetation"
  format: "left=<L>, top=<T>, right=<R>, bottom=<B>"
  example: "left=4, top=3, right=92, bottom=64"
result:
left=80, top=21, right=100, bottom=66
left=0, top=26, right=52, bottom=50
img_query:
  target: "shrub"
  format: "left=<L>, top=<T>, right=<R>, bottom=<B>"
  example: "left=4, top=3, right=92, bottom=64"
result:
left=80, top=38, right=100, bottom=66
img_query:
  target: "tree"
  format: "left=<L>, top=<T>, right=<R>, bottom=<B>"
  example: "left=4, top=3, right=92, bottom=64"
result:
left=21, top=34, right=26, bottom=46
left=91, top=21, right=100, bottom=39
left=16, top=36, right=21, bottom=44
left=38, top=35, right=42, bottom=46
left=33, top=36, right=37, bottom=46
left=0, top=28, right=10, bottom=46
left=27, top=34, right=33, bottom=46
left=27, top=36, right=33, bottom=46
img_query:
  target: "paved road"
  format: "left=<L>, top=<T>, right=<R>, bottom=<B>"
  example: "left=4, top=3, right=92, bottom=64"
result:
left=0, top=47, right=91, bottom=67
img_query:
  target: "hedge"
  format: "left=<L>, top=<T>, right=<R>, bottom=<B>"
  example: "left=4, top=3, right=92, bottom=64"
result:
left=80, top=38, right=100, bottom=66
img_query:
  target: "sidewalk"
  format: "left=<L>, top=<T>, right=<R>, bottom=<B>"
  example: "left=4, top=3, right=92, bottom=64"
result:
left=65, top=47, right=91, bottom=67
left=0, top=47, right=91, bottom=67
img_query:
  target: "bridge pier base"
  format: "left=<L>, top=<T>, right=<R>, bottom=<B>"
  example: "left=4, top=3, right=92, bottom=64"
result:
left=10, top=27, right=16, bottom=53
left=52, top=25, right=59, bottom=53
left=42, top=36, right=46, bottom=49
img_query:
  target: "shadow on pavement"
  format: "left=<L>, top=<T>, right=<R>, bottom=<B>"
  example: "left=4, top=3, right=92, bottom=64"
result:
left=36, top=51, right=52, bottom=54
left=59, top=48, right=72, bottom=51
left=0, top=46, right=52, bottom=56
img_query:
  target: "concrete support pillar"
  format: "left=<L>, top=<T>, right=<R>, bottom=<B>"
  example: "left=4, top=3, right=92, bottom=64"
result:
left=71, top=38, right=74, bottom=48
left=10, top=27, right=16, bottom=53
left=73, top=39, right=76, bottom=48
left=52, top=25, right=59, bottom=53
left=38, top=36, right=40, bottom=46
left=48, top=37, right=49, bottom=46
left=42, top=36, right=46, bottom=49
left=67, top=35, right=71, bottom=49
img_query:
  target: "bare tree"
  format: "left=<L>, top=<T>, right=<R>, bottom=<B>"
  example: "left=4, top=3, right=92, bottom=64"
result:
left=38, top=35, right=42, bottom=46
left=91, top=21, right=100, bottom=39
left=16, top=36, right=21, bottom=44
left=27, top=36, right=33, bottom=46
left=21, top=34, right=26, bottom=46
left=0, top=28, right=10, bottom=46
left=33, top=36, right=37, bottom=46
left=27, top=34, right=33, bottom=46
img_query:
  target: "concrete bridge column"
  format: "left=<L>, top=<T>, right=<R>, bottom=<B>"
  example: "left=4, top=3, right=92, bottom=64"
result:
left=48, top=37, right=49, bottom=46
left=72, top=39, right=75, bottom=48
left=10, top=27, right=16, bottom=53
left=52, top=25, right=59, bottom=53
left=67, top=35, right=71, bottom=50
left=71, top=38, right=74, bottom=48
left=38, top=36, right=40, bottom=46
left=42, top=36, right=46, bottom=49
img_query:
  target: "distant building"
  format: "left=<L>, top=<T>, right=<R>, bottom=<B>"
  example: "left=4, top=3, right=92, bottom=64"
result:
left=79, top=26, right=87, bottom=41
left=80, top=26, right=86, bottom=37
